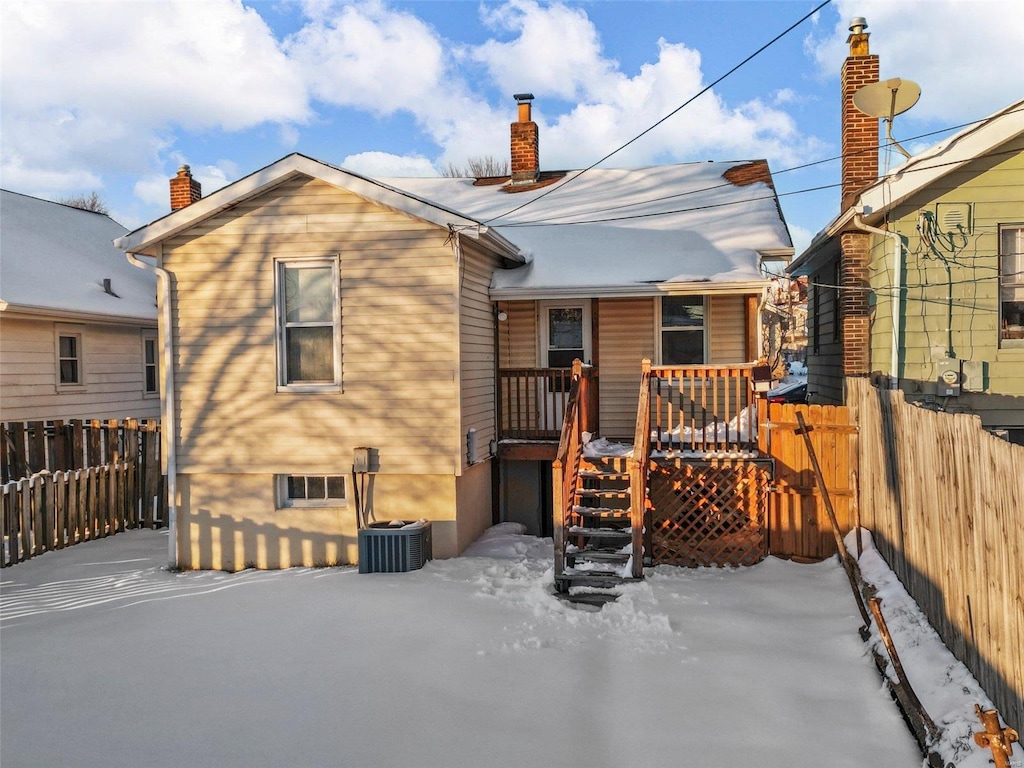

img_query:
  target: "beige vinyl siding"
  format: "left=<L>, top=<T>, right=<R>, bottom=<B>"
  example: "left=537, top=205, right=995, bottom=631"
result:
left=0, top=315, right=160, bottom=422
left=867, top=138, right=1024, bottom=425
left=597, top=298, right=656, bottom=439
left=707, top=294, right=750, bottom=363
left=163, top=175, right=462, bottom=475
left=458, top=238, right=502, bottom=466
left=496, top=300, right=537, bottom=367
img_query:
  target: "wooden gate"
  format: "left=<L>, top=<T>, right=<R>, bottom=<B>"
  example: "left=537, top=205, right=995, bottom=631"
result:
left=759, top=403, right=857, bottom=560
left=648, top=458, right=772, bottom=567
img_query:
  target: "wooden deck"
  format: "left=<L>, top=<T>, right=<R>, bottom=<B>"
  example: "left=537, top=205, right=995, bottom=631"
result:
left=500, top=362, right=856, bottom=579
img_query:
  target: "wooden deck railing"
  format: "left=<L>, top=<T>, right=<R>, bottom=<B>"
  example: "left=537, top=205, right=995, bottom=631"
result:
left=499, top=366, right=597, bottom=440
left=650, top=364, right=760, bottom=453
left=551, top=361, right=592, bottom=579
left=628, top=360, right=653, bottom=578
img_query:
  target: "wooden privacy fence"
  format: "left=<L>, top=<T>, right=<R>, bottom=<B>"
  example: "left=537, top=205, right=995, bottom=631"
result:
left=849, top=377, right=1024, bottom=733
left=1, top=420, right=165, bottom=567
left=759, top=402, right=858, bottom=560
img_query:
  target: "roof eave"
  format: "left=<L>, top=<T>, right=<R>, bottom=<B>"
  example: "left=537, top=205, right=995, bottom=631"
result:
left=114, top=153, right=507, bottom=256
left=0, top=302, right=157, bottom=326
left=490, top=279, right=769, bottom=301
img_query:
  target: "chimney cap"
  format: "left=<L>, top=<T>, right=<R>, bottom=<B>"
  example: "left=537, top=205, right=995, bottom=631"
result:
left=513, top=93, right=534, bottom=103
left=177, top=164, right=191, bottom=175
left=848, top=17, right=867, bottom=34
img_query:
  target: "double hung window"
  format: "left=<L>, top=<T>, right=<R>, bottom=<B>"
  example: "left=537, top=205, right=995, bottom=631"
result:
left=1000, top=225, right=1024, bottom=347
left=276, top=258, right=341, bottom=388
left=659, top=296, right=706, bottom=365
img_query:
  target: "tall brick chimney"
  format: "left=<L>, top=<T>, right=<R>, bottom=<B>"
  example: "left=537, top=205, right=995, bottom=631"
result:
left=169, top=164, right=202, bottom=211
left=510, top=93, right=539, bottom=185
left=838, top=17, right=879, bottom=379
left=840, top=17, right=879, bottom=210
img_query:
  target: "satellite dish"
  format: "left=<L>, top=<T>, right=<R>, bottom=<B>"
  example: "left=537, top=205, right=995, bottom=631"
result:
left=853, top=78, right=921, bottom=120
left=853, top=77, right=922, bottom=159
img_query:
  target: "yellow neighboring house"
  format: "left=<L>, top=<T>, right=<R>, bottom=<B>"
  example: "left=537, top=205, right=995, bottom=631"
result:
left=116, top=98, right=793, bottom=570
left=790, top=99, right=1024, bottom=437
left=0, top=190, right=159, bottom=423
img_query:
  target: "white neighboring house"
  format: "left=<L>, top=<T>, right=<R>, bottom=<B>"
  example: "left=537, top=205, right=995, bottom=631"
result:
left=0, top=190, right=160, bottom=422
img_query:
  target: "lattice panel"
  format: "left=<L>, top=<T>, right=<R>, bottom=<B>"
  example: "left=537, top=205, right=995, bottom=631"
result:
left=649, top=460, right=770, bottom=567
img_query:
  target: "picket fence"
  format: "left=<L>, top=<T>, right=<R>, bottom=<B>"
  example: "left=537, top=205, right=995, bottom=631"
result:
left=1, top=420, right=165, bottom=567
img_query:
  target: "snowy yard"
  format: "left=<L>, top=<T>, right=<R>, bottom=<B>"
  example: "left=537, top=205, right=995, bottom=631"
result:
left=0, top=526, right=998, bottom=768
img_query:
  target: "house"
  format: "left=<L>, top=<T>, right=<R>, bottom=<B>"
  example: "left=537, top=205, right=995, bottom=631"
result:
left=788, top=18, right=1024, bottom=439
left=115, top=96, right=792, bottom=570
left=0, top=190, right=160, bottom=423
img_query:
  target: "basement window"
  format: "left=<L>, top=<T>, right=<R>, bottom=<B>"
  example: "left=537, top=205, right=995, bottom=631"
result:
left=277, top=475, right=347, bottom=508
left=1000, top=225, right=1024, bottom=348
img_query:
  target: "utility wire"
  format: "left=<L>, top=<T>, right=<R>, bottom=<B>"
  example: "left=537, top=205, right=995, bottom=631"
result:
left=492, top=145, right=1022, bottom=228
left=481, top=0, right=833, bottom=226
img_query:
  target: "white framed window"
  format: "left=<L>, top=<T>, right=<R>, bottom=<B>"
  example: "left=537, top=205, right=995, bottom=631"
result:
left=658, top=296, right=706, bottom=365
left=999, top=225, right=1024, bottom=348
left=276, top=475, right=347, bottom=508
left=538, top=301, right=592, bottom=368
left=55, top=325, right=84, bottom=388
left=142, top=331, right=159, bottom=396
left=275, top=257, right=341, bottom=390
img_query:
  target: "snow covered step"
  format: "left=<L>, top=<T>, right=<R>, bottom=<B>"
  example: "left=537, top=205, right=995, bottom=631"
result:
left=577, top=468, right=630, bottom=480
left=574, top=488, right=630, bottom=500
left=567, top=526, right=632, bottom=539
left=569, top=550, right=631, bottom=564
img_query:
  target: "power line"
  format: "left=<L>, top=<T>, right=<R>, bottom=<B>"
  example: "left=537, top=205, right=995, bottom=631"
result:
left=481, top=0, right=833, bottom=226
left=492, top=145, right=1022, bottom=228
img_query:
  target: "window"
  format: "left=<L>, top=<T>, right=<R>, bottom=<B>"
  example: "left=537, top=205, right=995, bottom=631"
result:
left=143, top=333, right=159, bottom=395
left=277, top=475, right=347, bottom=508
left=276, top=258, right=341, bottom=388
left=659, top=296, right=705, bottom=364
left=1000, top=225, right=1024, bottom=347
left=56, top=328, right=83, bottom=386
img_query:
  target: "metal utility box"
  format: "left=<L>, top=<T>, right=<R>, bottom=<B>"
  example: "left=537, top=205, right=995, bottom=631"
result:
left=358, top=522, right=432, bottom=574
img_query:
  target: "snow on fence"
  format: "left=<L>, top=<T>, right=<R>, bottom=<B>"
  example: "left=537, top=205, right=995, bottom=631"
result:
left=849, top=377, right=1024, bottom=734
left=1, top=419, right=165, bottom=567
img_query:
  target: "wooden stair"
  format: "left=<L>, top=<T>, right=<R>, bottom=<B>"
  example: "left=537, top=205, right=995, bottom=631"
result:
left=555, top=455, right=642, bottom=593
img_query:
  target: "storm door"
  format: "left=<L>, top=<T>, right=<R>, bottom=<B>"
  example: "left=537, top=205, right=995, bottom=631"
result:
left=538, top=302, right=592, bottom=431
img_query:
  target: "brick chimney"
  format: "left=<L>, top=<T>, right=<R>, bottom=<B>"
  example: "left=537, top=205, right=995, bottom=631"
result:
left=510, top=93, right=539, bottom=185
left=169, top=164, right=202, bottom=211
left=838, top=17, right=878, bottom=380
left=840, top=17, right=879, bottom=210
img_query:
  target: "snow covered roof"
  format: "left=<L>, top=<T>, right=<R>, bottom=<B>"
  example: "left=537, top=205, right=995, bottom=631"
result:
left=115, top=154, right=790, bottom=299
left=0, top=190, right=157, bottom=323
left=114, top=154, right=524, bottom=263
left=789, top=98, right=1024, bottom=277
left=385, top=162, right=793, bottom=298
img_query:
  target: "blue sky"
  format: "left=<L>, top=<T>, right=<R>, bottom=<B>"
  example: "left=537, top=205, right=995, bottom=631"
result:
left=2, top=0, right=1021, bottom=255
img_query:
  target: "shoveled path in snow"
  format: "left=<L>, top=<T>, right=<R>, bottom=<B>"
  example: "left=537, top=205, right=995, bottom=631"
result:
left=0, top=528, right=922, bottom=768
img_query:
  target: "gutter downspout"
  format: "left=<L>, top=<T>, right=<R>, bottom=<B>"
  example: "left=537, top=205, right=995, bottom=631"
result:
left=126, top=252, right=178, bottom=567
left=851, top=213, right=902, bottom=389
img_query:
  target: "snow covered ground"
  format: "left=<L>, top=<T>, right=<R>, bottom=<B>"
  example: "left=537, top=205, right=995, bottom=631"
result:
left=0, top=526, right=1001, bottom=768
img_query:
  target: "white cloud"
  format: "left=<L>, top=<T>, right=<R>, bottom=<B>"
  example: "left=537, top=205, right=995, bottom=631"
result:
left=1, top=0, right=308, bottom=198
left=341, top=151, right=439, bottom=177
left=286, top=0, right=446, bottom=115
left=471, top=5, right=824, bottom=171
left=475, top=0, right=616, bottom=100
left=808, top=1, right=1024, bottom=125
